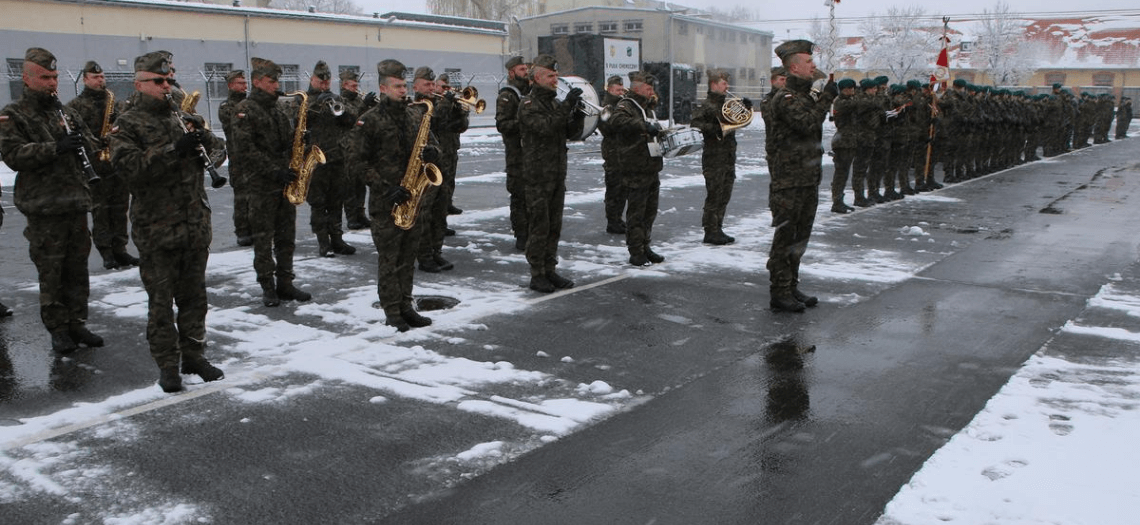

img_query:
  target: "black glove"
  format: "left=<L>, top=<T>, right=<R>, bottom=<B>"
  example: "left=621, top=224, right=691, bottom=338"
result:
left=443, top=90, right=457, bottom=101
left=181, top=113, right=206, bottom=131
left=363, top=92, right=378, bottom=109
left=274, top=168, right=296, bottom=186
left=644, top=120, right=661, bottom=138
left=174, top=131, right=201, bottom=157
left=421, top=145, right=441, bottom=165
left=742, top=97, right=753, bottom=110
left=55, top=132, right=84, bottom=155
left=382, top=185, right=412, bottom=207
left=316, top=91, right=335, bottom=104
left=823, top=80, right=839, bottom=98
left=564, top=87, right=583, bottom=108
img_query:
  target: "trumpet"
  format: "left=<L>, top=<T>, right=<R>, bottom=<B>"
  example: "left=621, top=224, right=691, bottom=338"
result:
left=718, top=90, right=754, bottom=137
left=453, top=86, right=486, bottom=114
left=555, top=83, right=607, bottom=117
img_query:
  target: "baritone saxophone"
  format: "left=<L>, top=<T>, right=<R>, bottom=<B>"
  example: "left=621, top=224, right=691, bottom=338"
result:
left=393, top=99, right=443, bottom=230
left=283, top=90, right=326, bottom=205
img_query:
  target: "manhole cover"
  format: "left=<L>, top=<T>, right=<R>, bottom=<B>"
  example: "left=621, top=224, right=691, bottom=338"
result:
left=416, top=295, right=461, bottom=311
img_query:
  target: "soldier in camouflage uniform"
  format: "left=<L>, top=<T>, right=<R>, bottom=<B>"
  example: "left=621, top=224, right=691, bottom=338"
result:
left=109, top=51, right=226, bottom=393
left=0, top=48, right=102, bottom=352
left=938, top=79, right=969, bottom=183
left=495, top=55, right=530, bottom=250
left=765, top=40, right=837, bottom=313
left=338, top=69, right=375, bottom=231
left=608, top=70, right=665, bottom=267
left=218, top=69, right=251, bottom=246
left=68, top=60, right=138, bottom=271
left=850, top=79, right=880, bottom=206
left=1074, top=92, right=1094, bottom=149
left=829, top=78, right=858, bottom=213
left=231, top=57, right=311, bottom=307
left=691, top=69, right=749, bottom=244
left=1094, top=93, right=1114, bottom=144
left=1117, top=97, right=1132, bottom=139
left=517, top=54, right=585, bottom=292
left=599, top=74, right=628, bottom=235
left=759, top=66, right=787, bottom=164
left=343, top=59, right=441, bottom=331
left=416, top=69, right=467, bottom=273
left=0, top=179, right=9, bottom=315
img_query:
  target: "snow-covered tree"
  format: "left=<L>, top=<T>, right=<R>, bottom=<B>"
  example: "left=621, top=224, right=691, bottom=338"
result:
left=973, top=2, right=1038, bottom=86
left=270, top=0, right=362, bottom=15
left=427, top=0, right=537, bottom=22
left=859, top=6, right=941, bottom=83
left=809, top=16, right=842, bottom=73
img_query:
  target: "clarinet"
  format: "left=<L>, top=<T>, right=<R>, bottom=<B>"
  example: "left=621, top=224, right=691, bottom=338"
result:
left=52, top=94, right=101, bottom=185
left=166, top=94, right=227, bottom=189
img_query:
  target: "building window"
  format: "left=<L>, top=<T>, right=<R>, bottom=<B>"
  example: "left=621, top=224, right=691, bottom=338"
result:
left=1092, top=72, right=1115, bottom=87
left=695, top=26, right=703, bottom=35
left=624, top=20, right=643, bottom=32
left=748, top=68, right=756, bottom=81
left=280, top=64, right=300, bottom=93
left=1044, top=72, right=1066, bottom=86
left=551, top=23, right=569, bottom=35
left=960, top=41, right=974, bottom=52
left=5, top=58, right=22, bottom=80
left=677, top=22, right=688, bottom=35
left=204, top=62, right=232, bottom=99
left=575, top=22, right=593, bottom=33
left=599, top=21, right=618, bottom=33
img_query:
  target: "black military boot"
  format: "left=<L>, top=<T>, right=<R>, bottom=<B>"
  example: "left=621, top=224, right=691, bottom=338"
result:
left=182, top=358, right=224, bottom=382
left=547, top=271, right=574, bottom=290
left=236, top=235, right=254, bottom=247
left=830, top=201, right=851, bottom=214
left=159, top=366, right=183, bottom=393
left=418, top=257, right=442, bottom=273
left=529, top=274, right=556, bottom=293
left=51, top=330, right=78, bottom=353
left=645, top=248, right=665, bottom=264
left=317, top=233, right=334, bottom=257
left=792, top=288, right=819, bottom=307
left=0, top=300, right=12, bottom=317
left=276, top=280, right=311, bottom=302
left=433, top=253, right=454, bottom=271
left=606, top=221, right=627, bottom=234
left=704, top=230, right=731, bottom=245
left=883, top=189, right=904, bottom=201
left=448, top=204, right=463, bottom=215
left=629, top=253, right=650, bottom=267
left=331, top=235, right=356, bottom=255
left=853, top=193, right=873, bottom=207
left=260, top=279, right=280, bottom=307
left=69, top=325, right=104, bottom=347
left=401, top=308, right=432, bottom=328
left=899, top=181, right=916, bottom=195
left=347, top=216, right=370, bottom=231
left=99, top=248, right=119, bottom=270
left=769, top=291, right=806, bottom=313
left=514, top=235, right=527, bottom=251
left=113, top=251, right=139, bottom=267
left=717, top=229, right=736, bottom=244
left=386, top=314, right=411, bottom=332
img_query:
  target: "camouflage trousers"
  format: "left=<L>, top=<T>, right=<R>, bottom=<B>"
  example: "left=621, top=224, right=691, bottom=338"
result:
left=524, top=176, right=566, bottom=277
left=24, top=213, right=91, bottom=331
left=767, top=186, right=818, bottom=295
left=603, top=161, right=628, bottom=226
left=624, top=176, right=660, bottom=257
left=307, top=161, right=346, bottom=237
left=831, top=147, right=857, bottom=201
left=229, top=166, right=252, bottom=239
left=342, top=168, right=369, bottom=227
left=249, top=191, right=297, bottom=287
left=138, top=246, right=209, bottom=368
left=90, top=174, right=130, bottom=253
left=506, top=158, right=528, bottom=241
left=419, top=158, right=455, bottom=262
left=701, top=163, right=735, bottom=233
left=370, top=213, right=422, bottom=317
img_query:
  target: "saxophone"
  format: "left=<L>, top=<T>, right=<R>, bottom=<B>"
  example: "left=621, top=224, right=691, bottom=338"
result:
left=393, top=99, right=443, bottom=230
left=96, top=89, right=115, bottom=162
left=282, top=90, right=326, bottom=205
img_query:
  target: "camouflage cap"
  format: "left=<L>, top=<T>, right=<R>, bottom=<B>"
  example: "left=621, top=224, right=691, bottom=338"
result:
left=437, top=73, right=451, bottom=84
left=628, top=70, right=656, bottom=86
left=606, top=75, right=623, bottom=87
left=377, top=59, right=407, bottom=80
left=250, top=57, right=282, bottom=80
left=837, top=78, right=856, bottom=89
left=707, top=68, right=730, bottom=84
left=82, top=60, right=103, bottom=75
left=413, top=66, right=435, bottom=81
left=225, top=69, right=245, bottom=83
left=133, top=52, right=171, bottom=75
left=532, top=54, right=557, bottom=72
left=313, top=60, right=331, bottom=81
left=505, top=55, right=525, bottom=70
left=339, top=69, right=359, bottom=82
left=774, top=39, right=814, bottom=63
left=770, top=66, right=787, bottom=79
left=24, top=47, right=57, bottom=71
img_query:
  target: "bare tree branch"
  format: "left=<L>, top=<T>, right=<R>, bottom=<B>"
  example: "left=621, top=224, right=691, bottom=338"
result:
left=270, top=0, right=363, bottom=15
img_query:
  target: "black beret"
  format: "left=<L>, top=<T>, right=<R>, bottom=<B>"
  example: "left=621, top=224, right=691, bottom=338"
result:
left=225, top=69, right=245, bottom=83
left=414, top=66, right=435, bottom=81
left=837, top=78, right=856, bottom=89
left=377, top=59, right=407, bottom=80
left=774, top=39, right=814, bottom=62
left=505, top=55, right=525, bottom=70
left=250, top=57, right=281, bottom=80
left=24, top=47, right=57, bottom=71
left=312, top=60, right=331, bottom=81
left=82, top=61, right=102, bottom=75
left=134, top=52, right=171, bottom=75
left=532, top=54, right=557, bottom=72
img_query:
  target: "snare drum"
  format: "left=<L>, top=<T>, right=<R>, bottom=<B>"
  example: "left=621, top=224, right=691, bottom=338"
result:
left=555, top=76, right=601, bottom=141
left=661, top=127, right=704, bottom=158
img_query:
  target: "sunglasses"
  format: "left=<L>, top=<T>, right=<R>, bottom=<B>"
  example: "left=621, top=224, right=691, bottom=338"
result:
left=143, top=77, right=175, bottom=85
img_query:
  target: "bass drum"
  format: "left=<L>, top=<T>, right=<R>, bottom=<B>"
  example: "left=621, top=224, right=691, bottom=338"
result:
left=556, top=75, right=601, bottom=141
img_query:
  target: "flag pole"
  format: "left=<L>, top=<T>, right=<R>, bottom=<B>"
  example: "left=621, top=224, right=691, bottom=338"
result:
left=923, top=16, right=951, bottom=188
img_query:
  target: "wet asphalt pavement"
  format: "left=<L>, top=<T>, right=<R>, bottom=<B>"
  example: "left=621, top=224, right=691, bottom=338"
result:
left=1, top=129, right=1138, bottom=524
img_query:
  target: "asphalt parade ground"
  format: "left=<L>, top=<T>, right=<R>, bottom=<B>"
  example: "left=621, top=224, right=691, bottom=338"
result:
left=1, top=127, right=1138, bottom=524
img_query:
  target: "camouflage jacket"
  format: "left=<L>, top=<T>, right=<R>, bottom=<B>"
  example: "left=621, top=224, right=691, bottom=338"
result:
left=67, top=87, right=121, bottom=175
left=830, top=92, right=859, bottom=149
left=767, top=74, right=836, bottom=191
left=342, top=95, right=439, bottom=221
left=854, top=91, right=882, bottom=147
left=605, top=91, right=662, bottom=183
left=690, top=90, right=737, bottom=166
left=217, top=90, right=246, bottom=170
left=759, top=88, right=779, bottom=156
left=597, top=91, right=622, bottom=158
left=518, top=84, right=585, bottom=185
left=0, top=88, right=95, bottom=215
left=339, top=89, right=364, bottom=120
left=109, top=93, right=222, bottom=252
left=423, top=93, right=468, bottom=156
left=278, top=87, right=356, bottom=164
left=231, top=88, right=293, bottom=194
left=495, top=78, right=529, bottom=160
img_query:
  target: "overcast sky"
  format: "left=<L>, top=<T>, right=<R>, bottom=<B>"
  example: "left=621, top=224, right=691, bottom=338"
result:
left=350, top=0, right=1137, bottom=20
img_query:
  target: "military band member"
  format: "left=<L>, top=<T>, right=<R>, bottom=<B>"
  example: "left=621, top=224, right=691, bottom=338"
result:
left=0, top=47, right=103, bottom=352
left=518, top=54, right=584, bottom=292
left=437, top=73, right=467, bottom=218
left=339, top=69, right=375, bottom=231
left=759, top=66, right=788, bottom=163
left=344, top=59, right=441, bottom=331
left=495, top=55, right=531, bottom=251
left=599, top=74, right=628, bottom=235
left=231, top=57, right=311, bottom=307
left=691, top=69, right=748, bottom=244
left=68, top=60, right=138, bottom=270
left=766, top=39, right=837, bottom=312
left=109, top=51, right=226, bottom=393
left=415, top=68, right=467, bottom=273
left=300, top=60, right=357, bottom=257
left=608, top=70, right=665, bottom=267
left=218, top=69, right=252, bottom=246
left=1117, top=96, right=1133, bottom=139
left=829, top=78, right=858, bottom=213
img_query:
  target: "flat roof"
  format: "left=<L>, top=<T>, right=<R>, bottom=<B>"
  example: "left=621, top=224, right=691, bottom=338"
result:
left=521, top=6, right=773, bottom=37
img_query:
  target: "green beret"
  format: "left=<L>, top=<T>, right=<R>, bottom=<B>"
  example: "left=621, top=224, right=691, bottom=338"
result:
left=906, top=79, right=921, bottom=90
left=859, top=78, right=877, bottom=90
left=629, top=70, right=656, bottom=86
left=952, top=78, right=967, bottom=87
left=770, top=66, right=787, bottom=79
left=875, top=76, right=889, bottom=85
left=312, top=60, right=331, bottom=81
left=774, top=39, right=814, bottom=62
left=250, top=57, right=281, bottom=80
left=339, top=69, right=359, bottom=82
left=890, top=84, right=905, bottom=95
left=134, top=52, right=171, bottom=75
left=1052, top=82, right=1062, bottom=90
left=24, top=47, right=57, bottom=71
left=377, top=59, right=407, bottom=80
left=83, top=61, right=102, bottom=75
left=413, top=66, right=434, bottom=81
left=837, top=78, right=856, bottom=89
left=225, top=69, right=246, bottom=83
left=532, top=54, right=557, bottom=72
left=505, top=55, right=525, bottom=70
left=606, top=75, right=623, bottom=87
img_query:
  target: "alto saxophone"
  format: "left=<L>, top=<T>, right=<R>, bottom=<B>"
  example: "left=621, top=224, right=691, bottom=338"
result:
left=392, top=99, right=443, bottom=230
left=96, top=89, right=114, bottom=162
left=283, top=90, right=326, bottom=205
